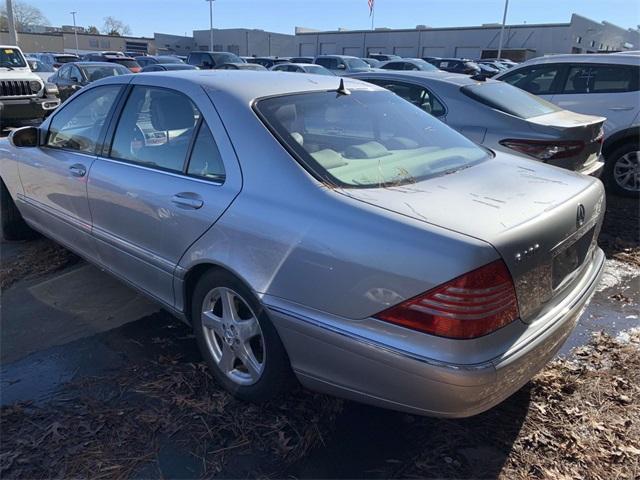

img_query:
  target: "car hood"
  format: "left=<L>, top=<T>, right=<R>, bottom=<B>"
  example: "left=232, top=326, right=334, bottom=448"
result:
left=338, top=152, right=605, bottom=321
left=0, top=67, right=40, bottom=81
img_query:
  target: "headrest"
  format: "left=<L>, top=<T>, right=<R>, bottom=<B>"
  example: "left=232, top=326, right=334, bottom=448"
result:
left=150, top=93, right=196, bottom=131
left=275, top=104, right=297, bottom=127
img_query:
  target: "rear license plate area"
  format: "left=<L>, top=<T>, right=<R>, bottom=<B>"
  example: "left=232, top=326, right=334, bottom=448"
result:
left=552, top=227, right=596, bottom=289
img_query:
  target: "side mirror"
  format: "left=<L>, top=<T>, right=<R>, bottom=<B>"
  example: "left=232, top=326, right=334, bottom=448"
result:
left=70, top=76, right=80, bottom=82
left=337, top=64, right=346, bottom=70
left=9, top=126, right=40, bottom=148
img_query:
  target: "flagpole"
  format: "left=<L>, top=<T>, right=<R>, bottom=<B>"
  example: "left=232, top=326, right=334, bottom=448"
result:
left=371, top=3, right=375, bottom=30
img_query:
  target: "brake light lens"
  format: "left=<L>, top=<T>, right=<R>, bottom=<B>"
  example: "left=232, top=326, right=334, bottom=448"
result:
left=375, top=260, right=519, bottom=339
left=500, top=139, right=585, bottom=160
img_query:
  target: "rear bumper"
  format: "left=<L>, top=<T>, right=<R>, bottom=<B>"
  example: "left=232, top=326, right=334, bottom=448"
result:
left=268, top=248, right=605, bottom=417
left=579, top=155, right=605, bottom=178
left=0, top=96, right=60, bottom=122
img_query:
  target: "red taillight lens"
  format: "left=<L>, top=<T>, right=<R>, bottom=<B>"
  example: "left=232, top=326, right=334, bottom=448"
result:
left=500, top=139, right=585, bottom=161
left=375, top=260, right=519, bottom=339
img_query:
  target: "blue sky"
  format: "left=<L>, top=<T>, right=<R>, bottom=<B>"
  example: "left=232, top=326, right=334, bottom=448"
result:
left=26, top=0, right=640, bottom=37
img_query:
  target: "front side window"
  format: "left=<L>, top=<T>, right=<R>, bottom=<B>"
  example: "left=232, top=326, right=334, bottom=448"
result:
left=47, top=85, right=122, bottom=153
left=255, top=90, right=487, bottom=188
left=316, top=57, right=338, bottom=69
left=186, top=122, right=225, bottom=181
left=110, top=86, right=199, bottom=172
left=500, top=64, right=561, bottom=95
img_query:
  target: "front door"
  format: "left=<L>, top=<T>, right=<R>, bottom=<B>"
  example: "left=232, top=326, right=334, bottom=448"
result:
left=17, top=84, right=124, bottom=257
left=87, top=83, right=242, bottom=308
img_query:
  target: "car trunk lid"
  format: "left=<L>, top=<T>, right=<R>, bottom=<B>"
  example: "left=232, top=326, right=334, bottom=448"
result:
left=338, top=153, right=605, bottom=322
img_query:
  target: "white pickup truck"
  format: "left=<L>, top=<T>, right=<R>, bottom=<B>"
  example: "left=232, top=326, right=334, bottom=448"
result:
left=0, top=45, right=60, bottom=129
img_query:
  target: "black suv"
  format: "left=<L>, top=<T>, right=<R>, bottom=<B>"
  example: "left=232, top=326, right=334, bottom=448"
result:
left=186, top=51, right=244, bottom=69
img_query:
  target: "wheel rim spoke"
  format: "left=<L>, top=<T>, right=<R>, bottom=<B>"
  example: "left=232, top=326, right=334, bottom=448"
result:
left=237, top=343, right=262, bottom=380
left=221, top=289, right=239, bottom=323
left=236, top=317, right=260, bottom=342
left=219, top=344, right=236, bottom=374
left=201, top=310, right=225, bottom=336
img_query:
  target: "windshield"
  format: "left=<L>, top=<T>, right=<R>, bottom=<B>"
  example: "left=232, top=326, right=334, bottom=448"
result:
left=83, top=65, right=130, bottom=80
left=344, top=57, right=370, bottom=70
left=255, top=90, right=488, bottom=188
left=212, top=52, right=243, bottom=64
left=305, top=65, right=335, bottom=76
left=1, top=47, right=27, bottom=68
left=461, top=82, right=562, bottom=119
left=412, top=59, right=439, bottom=71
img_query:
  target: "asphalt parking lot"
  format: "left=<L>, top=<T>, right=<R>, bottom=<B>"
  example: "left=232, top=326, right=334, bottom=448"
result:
left=1, top=192, right=638, bottom=478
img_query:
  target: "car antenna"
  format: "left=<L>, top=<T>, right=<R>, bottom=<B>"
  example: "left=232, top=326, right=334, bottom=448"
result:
left=336, top=78, right=351, bottom=95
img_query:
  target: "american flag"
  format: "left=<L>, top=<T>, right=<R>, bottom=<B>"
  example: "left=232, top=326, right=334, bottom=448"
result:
left=368, top=0, right=375, bottom=16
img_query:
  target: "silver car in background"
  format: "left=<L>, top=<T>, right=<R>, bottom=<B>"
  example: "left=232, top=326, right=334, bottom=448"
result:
left=350, top=70, right=606, bottom=176
left=0, top=72, right=605, bottom=417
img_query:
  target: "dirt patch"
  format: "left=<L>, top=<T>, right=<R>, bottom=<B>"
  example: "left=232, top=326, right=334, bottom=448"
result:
left=599, top=194, right=640, bottom=268
left=0, top=356, right=343, bottom=479
left=392, top=329, right=640, bottom=480
left=0, top=239, right=80, bottom=290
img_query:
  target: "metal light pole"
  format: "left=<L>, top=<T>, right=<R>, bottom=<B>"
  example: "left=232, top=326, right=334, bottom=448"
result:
left=5, top=0, right=18, bottom=45
left=205, top=0, right=215, bottom=50
left=70, top=11, right=79, bottom=55
left=496, top=0, right=510, bottom=60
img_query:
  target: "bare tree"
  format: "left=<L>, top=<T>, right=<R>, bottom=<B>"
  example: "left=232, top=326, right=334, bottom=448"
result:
left=102, top=16, right=131, bottom=36
left=0, top=0, right=49, bottom=31
left=86, top=25, right=100, bottom=35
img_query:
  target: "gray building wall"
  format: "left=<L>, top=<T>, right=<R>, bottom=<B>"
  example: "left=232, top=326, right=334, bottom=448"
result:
left=154, top=33, right=195, bottom=55
left=294, top=13, right=640, bottom=60
left=192, top=28, right=294, bottom=56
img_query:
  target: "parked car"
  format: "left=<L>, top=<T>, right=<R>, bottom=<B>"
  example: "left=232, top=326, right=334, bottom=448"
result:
left=361, top=57, right=382, bottom=68
left=482, top=58, right=519, bottom=67
left=1, top=71, right=606, bottom=418
left=477, top=63, right=501, bottom=78
left=314, top=55, right=371, bottom=73
left=428, top=58, right=481, bottom=76
left=30, top=52, right=79, bottom=69
left=368, top=53, right=400, bottom=62
left=0, top=45, right=60, bottom=129
left=187, top=51, right=245, bottom=69
left=289, top=56, right=314, bottom=64
left=216, top=63, right=267, bottom=71
left=495, top=53, right=640, bottom=196
left=271, top=63, right=335, bottom=75
left=477, top=60, right=510, bottom=72
left=245, top=57, right=290, bottom=69
left=350, top=70, right=605, bottom=176
left=380, top=58, right=440, bottom=72
left=141, top=64, right=198, bottom=73
left=25, top=57, right=56, bottom=82
left=135, top=55, right=184, bottom=68
left=48, top=62, right=130, bottom=101
left=82, top=53, right=141, bottom=73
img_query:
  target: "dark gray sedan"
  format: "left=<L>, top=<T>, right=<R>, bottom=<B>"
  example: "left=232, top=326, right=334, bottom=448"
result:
left=350, top=71, right=605, bottom=175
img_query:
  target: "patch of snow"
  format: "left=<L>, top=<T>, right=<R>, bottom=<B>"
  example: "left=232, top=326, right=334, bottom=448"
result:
left=596, top=259, right=640, bottom=292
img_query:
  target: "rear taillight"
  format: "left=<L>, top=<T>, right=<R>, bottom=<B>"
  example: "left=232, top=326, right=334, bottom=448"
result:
left=375, top=260, right=519, bottom=339
left=500, top=139, right=585, bottom=161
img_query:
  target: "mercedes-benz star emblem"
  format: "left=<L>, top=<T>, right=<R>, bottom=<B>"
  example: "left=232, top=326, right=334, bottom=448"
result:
left=576, top=204, right=586, bottom=228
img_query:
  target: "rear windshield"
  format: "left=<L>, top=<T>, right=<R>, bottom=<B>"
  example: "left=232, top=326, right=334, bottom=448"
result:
left=111, top=59, right=140, bottom=69
left=461, top=82, right=561, bottom=119
left=0, top=47, right=26, bottom=68
left=54, top=55, right=78, bottom=64
left=255, top=90, right=488, bottom=188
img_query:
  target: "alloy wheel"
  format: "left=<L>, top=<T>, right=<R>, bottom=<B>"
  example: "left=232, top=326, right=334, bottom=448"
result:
left=613, top=151, right=640, bottom=193
left=201, top=287, right=265, bottom=385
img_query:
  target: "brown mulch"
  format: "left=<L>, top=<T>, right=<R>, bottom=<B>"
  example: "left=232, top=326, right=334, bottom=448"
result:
left=0, top=238, right=80, bottom=290
left=599, top=194, right=640, bottom=268
left=395, top=330, right=640, bottom=480
left=0, top=357, right=343, bottom=479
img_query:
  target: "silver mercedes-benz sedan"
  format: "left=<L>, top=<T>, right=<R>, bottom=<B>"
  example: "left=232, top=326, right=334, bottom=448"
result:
left=349, top=70, right=606, bottom=177
left=0, top=71, right=605, bottom=417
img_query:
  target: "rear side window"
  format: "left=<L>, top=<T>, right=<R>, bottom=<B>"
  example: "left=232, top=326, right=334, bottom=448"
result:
left=47, top=85, right=121, bottom=153
left=563, top=65, right=639, bottom=94
left=187, top=122, right=226, bottom=181
left=462, top=82, right=561, bottom=119
left=110, top=86, right=199, bottom=172
left=500, top=64, right=561, bottom=95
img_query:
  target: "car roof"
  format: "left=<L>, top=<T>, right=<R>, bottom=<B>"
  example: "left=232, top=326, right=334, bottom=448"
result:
left=316, top=54, right=360, bottom=59
left=518, top=53, right=640, bottom=66
left=115, top=70, right=382, bottom=102
left=349, top=70, right=488, bottom=87
left=67, top=61, right=125, bottom=67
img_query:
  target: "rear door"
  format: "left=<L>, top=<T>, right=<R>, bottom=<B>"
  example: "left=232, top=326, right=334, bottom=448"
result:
left=87, top=78, right=242, bottom=307
left=551, top=63, right=640, bottom=135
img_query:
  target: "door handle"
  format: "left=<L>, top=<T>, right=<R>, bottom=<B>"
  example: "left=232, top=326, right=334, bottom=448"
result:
left=171, top=193, right=204, bottom=209
left=69, top=164, right=86, bottom=177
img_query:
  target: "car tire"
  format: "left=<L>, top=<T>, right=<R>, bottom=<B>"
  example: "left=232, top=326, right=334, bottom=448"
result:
left=604, top=141, right=640, bottom=198
left=1, top=179, right=36, bottom=241
left=191, top=269, right=293, bottom=402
